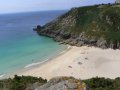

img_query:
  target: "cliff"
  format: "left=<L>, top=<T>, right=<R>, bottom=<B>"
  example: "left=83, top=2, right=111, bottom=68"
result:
left=1, top=75, right=120, bottom=90
left=0, top=76, right=88, bottom=90
left=35, top=77, right=88, bottom=90
left=35, top=3, right=120, bottom=49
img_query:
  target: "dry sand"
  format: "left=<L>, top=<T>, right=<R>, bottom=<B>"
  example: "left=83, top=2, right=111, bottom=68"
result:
left=19, top=46, right=120, bottom=80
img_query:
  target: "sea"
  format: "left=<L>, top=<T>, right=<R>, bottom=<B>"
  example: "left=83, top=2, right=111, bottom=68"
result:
left=0, top=10, right=67, bottom=78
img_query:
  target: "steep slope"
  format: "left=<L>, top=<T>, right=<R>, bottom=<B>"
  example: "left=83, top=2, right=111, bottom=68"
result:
left=35, top=4, right=120, bottom=49
left=35, top=77, right=88, bottom=90
left=0, top=76, right=88, bottom=90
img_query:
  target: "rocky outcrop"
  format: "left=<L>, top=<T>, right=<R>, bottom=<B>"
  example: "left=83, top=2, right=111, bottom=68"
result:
left=35, top=3, right=120, bottom=49
left=36, top=26, right=109, bottom=49
left=35, top=77, right=89, bottom=90
left=0, top=76, right=89, bottom=90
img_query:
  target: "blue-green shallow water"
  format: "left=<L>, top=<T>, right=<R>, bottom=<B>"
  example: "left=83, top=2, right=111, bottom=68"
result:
left=0, top=10, right=67, bottom=77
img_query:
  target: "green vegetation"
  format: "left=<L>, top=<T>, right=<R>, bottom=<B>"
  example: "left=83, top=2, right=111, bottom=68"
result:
left=0, top=75, right=47, bottom=90
left=69, top=4, right=120, bottom=41
left=84, top=77, right=120, bottom=90
left=38, top=3, right=120, bottom=48
left=1, top=76, right=120, bottom=90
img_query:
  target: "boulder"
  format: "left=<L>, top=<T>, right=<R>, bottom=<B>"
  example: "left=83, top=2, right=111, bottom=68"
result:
left=35, top=77, right=89, bottom=90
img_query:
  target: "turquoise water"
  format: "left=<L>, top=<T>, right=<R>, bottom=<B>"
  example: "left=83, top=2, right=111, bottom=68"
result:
left=0, top=11, right=67, bottom=76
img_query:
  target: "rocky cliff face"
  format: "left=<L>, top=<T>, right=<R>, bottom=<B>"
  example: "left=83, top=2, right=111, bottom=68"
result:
left=34, top=77, right=89, bottom=90
left=0, top=76, right=88, bottom=90
left=35, top=3, right=120, bottom=49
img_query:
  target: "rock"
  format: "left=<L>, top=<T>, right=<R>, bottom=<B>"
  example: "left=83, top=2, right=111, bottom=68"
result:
left=35, top=77, right=89, bottom=90
left=34, top=3, right=120, bottom=49
left=110, top=41, right=114, bottom=49
left=117, top=42, right=120, bottom=49
left=85, top=58, right=88, bottom=60
left=68, top=66, right=72, bottom=68
left=78, top=62, right=83, bottom=65
left=97, top=38, right=108, bottom=49
left=89, top=38, right=97, bottom=45
left=26, top=82, right=42, bottom=90
left=33, top=25, right=42, bottom=31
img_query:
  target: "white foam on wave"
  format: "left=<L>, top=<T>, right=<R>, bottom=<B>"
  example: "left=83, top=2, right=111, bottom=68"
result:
left=67, top=45, right=71, bottom=49
left=60, top=46, right=71, bottom=54
left=25, top=45, right=70, bottom=69
left=0, top=74, right=5, bottom=79
left=24, top=59, right=49, bottom=68
left=59, top=51, right=66, bottom=54
left=24, top=62, right=41, bottom=68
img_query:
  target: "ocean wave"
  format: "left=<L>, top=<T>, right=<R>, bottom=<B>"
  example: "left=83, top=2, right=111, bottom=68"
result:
left=25, top=45, right=70, bottom=68
left=60, top=45, right=71, bottom=54
left=24, top=62, right=41, bottom=68
left=59, top=50, right=66, bottom=54
left=67, top=45, right=71, bottom=49
left=24, top=59, right=49, bottom=68
left=0, top=74, right=5, bottom=79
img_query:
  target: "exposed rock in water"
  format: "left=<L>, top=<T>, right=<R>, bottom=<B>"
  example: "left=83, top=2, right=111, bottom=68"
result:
left=33, top=25, right=42, bottom=31
left=34, top=3, right=120, bottom=49
left=35, top=77, right=89, bottom=90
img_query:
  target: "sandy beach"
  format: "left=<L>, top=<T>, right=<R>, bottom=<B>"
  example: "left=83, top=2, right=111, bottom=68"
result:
left=19, top=46, right=120, bottom=80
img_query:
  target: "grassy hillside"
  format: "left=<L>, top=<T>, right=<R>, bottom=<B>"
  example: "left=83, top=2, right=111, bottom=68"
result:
left=0, top=75, right=47, bottom=90
left=36, top=3, right=120, bottom=49
left=84, top=77, right=120, bottom=90
left=1, top=76, right=120, bottom=90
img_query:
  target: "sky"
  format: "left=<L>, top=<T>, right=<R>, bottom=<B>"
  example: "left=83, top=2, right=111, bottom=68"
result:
left=0, top=0, right=115, bottom=14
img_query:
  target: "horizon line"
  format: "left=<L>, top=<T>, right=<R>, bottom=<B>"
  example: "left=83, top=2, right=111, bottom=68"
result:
left=0, top=9, right=69, bottom=15
left=0, top=2, right=115, bottom=15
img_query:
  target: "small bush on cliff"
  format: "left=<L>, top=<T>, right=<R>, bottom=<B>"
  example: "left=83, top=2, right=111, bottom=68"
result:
left=36, top=3, right=120, bottom=49
left=0, top=75, right=47, bottom=90
left=84, top=77, right=120, bottom=90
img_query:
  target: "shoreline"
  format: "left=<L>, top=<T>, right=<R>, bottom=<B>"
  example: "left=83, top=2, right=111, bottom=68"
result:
left=24, top=45, right=71, bottom=69
left=18, top=46, right=120, bottom=80
left=4, top=45, right=71, bottom=79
